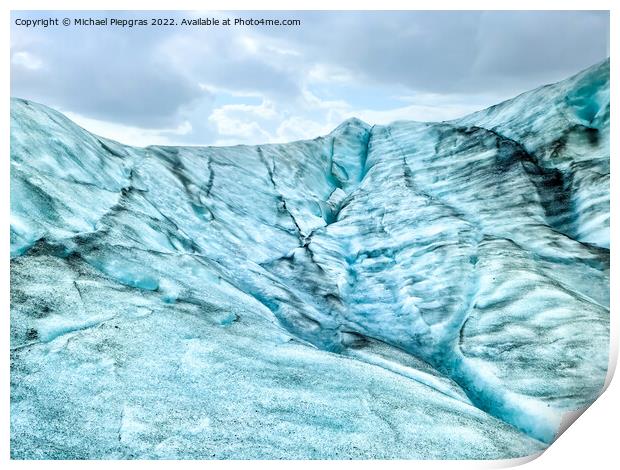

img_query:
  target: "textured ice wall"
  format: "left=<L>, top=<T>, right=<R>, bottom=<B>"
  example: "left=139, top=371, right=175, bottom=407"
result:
left=10, top=60, right=609, bottom=459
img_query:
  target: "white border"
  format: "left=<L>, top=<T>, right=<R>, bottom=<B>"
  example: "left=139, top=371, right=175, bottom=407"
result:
left=1, top=1, right=617, bottom=469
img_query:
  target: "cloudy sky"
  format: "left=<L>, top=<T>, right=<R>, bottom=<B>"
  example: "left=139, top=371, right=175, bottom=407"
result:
left=11, top=11, right=609, bottom=147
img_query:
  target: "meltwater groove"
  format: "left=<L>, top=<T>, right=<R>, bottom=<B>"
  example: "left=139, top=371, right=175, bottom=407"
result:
left=10, top=60, right=609, bottom=459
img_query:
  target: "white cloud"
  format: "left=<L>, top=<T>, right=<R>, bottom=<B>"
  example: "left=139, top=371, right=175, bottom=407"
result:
left=347, top=102, right=486, bottom=125
left=198, top=83, right=262, bottom=98
left=11, top=51, right=43, bottom=70
left=238, top=35, right=259, bottom=54
left=63, top=111, right=192, bottom=147
left=306, top=64, right=353, bottom=84
left=275, top=116, right=334, bottom=143
left=207, top=100, right=277, bottom=143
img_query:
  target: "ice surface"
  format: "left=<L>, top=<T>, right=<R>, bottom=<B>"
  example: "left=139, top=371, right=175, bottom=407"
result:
left=10, top=60, right=609, bottom=459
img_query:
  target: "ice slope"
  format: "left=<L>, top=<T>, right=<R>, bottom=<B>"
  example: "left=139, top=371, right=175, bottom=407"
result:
left=10, top=59, right=609, bottom=459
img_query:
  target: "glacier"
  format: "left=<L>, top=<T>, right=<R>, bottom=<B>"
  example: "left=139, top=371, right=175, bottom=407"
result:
left=10, top=59, right=609, bottom=459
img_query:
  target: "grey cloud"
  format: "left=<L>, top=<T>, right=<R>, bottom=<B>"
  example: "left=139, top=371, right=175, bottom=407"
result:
left=11, top=25, right=206, bottom=127
left=10, top=10, right=610, bottom=144
left=261, top=11, right=609, bottom=95
left=470, top=11, right=609, bottom=87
